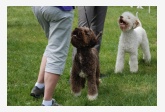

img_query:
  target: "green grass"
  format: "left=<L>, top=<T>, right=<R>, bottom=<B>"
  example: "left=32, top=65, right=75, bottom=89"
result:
left=7, top=6, right=157, bottom=106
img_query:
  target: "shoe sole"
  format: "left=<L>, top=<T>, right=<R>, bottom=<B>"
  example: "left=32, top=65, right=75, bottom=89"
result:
left=30, top=93, right=44, bottom=98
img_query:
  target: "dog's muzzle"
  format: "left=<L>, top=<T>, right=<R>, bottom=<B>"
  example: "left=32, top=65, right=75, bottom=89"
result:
left=72, top=35, right=77, bottom=38
left=119, top=18, right=127, bottom=25
left=119, top=17, right=128, bottom=30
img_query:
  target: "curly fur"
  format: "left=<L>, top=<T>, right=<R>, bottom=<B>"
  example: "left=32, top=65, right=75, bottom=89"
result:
left=115, top=12, right=151, bottom=73
left=70, top=27, right=101, bottom=100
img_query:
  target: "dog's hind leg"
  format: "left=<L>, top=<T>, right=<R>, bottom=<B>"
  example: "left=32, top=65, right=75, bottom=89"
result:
left=141, top=34, right=151, bottom=63
left=96, top=65, right=100, bottom=88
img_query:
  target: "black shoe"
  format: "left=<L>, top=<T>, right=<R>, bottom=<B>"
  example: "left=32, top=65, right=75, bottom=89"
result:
left=30, top=86, right=44, bottom=98
left=41, top=99, right=61, bottom=106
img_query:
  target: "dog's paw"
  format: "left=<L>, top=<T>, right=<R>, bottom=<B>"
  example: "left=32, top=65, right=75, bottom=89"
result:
left=130, top=64, right=138, bottom=73
left=143, top=59, right=151, bottom=66
left=114, top=69, right=123, bottom=74
left=130, top=69, right=138, bottom=73
left=87, top=93, right=98, bottom=101
left=73, top=91, right=81, bottom=97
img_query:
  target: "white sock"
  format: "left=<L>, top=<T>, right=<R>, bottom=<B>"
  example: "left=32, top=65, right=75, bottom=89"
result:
left=35, top=82, right=44, bottom=89
left=42, top=99, right=52, bottom=106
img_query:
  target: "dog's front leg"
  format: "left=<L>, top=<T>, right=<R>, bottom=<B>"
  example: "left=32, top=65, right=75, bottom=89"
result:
left=129, top=52, right=138, bottom=73
left=71, top=64, right=82, bottom=97
left=115, top=49, right=125, bottom=73
left=87, top=74, right=98, bottom=101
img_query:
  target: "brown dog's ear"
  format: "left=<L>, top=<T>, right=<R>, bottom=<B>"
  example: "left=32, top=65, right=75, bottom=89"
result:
left=89, top=37, right=97, bottom=48
left=96, top=31, right=102, bottom=42
left=89, top=31, right=102, bottom=48
left=133, top=20, right=139, bottom=29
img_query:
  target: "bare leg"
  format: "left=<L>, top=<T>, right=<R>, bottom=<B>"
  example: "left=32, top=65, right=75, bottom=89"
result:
left=30, top=55, right=46, bottom=98
left=36, top=55, right=47, bottom=83
left=43, top=72, right=60, bottom=100
left=35, top=55, right=60, bottom=101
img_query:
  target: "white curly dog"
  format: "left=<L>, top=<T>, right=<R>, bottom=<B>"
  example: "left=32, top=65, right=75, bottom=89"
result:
left=115, top=11, right=151, bottom=73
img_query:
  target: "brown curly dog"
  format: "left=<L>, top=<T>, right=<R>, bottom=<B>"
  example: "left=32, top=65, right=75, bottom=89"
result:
left=70, top=27, right=102, bottom=100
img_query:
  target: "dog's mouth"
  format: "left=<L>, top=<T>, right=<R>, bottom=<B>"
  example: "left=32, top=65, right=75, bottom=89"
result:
left=72, top=28, right=82, bottom=40
left=119, top=18, right=128, bottom=31
left=119, top=18, right=127, bottom=25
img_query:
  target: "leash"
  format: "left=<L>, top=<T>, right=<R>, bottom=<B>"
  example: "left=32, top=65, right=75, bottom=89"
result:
left=84, top=6, right=91, bottom=31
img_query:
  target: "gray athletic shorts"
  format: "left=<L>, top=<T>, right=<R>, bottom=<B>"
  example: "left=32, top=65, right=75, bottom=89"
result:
left=32, top=6, right=74, bottom=75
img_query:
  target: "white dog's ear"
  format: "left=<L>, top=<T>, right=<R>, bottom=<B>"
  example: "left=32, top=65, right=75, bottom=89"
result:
left=133, top=20, right=139, bottom=29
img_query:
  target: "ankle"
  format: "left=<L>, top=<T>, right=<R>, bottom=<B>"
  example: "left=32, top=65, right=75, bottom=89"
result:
left=35, top=82, right=45, bottom=89
left=42, top=99, right=53, bottom=106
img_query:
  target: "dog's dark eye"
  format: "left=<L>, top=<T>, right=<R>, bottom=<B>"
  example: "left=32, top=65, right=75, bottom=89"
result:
left=78, top=32, right=82, bottom=36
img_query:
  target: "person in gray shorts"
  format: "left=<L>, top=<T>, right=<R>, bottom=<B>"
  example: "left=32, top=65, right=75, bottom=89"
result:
left=72, top=6, right=107, bottom=60
left=30, top=6, right=74, bottom=106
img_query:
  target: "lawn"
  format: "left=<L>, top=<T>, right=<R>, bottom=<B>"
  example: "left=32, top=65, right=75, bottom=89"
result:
left=7, top=6, right=157, bottom=106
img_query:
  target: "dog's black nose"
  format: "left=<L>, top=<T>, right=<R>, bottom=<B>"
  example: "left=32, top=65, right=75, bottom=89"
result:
left=120, top=16, right=123, bottom=18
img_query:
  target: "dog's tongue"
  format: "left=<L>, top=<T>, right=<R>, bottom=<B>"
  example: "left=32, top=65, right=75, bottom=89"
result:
left=119, top=23, right=126, bottom=30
